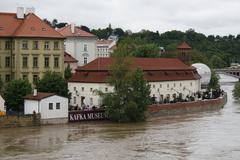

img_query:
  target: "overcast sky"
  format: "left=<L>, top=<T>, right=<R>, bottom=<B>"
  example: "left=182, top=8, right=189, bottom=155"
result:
left=1, top=0, right=240, bottom=36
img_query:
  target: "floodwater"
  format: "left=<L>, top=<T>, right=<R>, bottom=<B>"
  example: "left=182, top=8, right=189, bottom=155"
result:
left=0, top=74, right=240, bottom=160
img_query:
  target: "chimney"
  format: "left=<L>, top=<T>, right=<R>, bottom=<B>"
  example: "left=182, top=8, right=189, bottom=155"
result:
left=17, top=7, right=24, bottom=19
left=33, top=89, right=37, bottom=96
left=25, top=7, right=35, bottom=15
left=71, top=23, right=75, bottom=33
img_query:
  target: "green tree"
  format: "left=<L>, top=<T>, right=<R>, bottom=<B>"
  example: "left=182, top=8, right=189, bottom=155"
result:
left=64, top=64, right=72, bottom=80
left=208, top=72, right=220, bottom=90
left=233, top=82, right=240, bottom=99
left=100, top=56, right=151, bottom=122
left=113, top=37, right=160, bottom=58
left=36, top=71, right=68, bottom=97
left=3, top=79, right=32, bottom=111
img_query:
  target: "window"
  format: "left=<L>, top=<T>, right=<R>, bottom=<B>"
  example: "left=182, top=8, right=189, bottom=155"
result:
left=84, top=57, right=88, bottom=65
left=5, top=41, right=11, bottom=50
left=174, top=83, right=176, bottom=87
left=44, top=41, right=49, bottom=50
left=49, top=103, right=53, bottom=110
left=22, top=57, right=28, bottom=68
left=81, top=87, right=84, bottom=92
left=167, top=84, right=169, bottom=88
left=153, top=84, right=155, bottom=88
left=22, top=74, right=28, bottom=80
left=90, top=88, right=93, bottom=92
left=160, top=84, right=162, bottom=88
left=5, top=57, right=10, bottom=67
left=105, top=88, right=108, bottom=92
left=5, top=74, right=10, bottom=82
left=74, top=87, right=76, bottom=91
left=54, top=41, right=59, bottom=50
left=190, top=82, right=192, bottom=86
left=33, top=75, right=39, bottom=82
left=157, top=88, right=160, bottom=92
left=56, top=103, right=60, bottom=109
left=180, top=83, right=182, bottom=87
left=33, top=57, right=38, bottom=68
left=22, top=40, right=28, bottom=49
left=84, top=44, right=88, bottom=51
left=44, top=57, right=49, bottom=68
left=74, top=97, right=76, bottom=104
left=90, top=98, right=93, bottom=105
left=33, top=41, right=38, bottom=50
left=54, top=57, right=59, bottom=68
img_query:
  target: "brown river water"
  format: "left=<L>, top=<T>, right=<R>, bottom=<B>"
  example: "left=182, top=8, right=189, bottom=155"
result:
left=0, top=74, right=240, bottom=160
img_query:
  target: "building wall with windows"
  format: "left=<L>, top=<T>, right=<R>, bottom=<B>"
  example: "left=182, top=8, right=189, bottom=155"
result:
left=68, top=58, right=201, bottom=109
left=0, top=38, right=64, bottom=84
left=57, top=24, right=97, bottom=67
left=65, top=37, right=96, bottom=66
left=0, top=10, right=65, bottom=85
left=68, top=80, right=200, bottom=109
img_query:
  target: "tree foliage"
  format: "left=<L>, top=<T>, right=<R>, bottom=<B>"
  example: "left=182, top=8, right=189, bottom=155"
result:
left=100, top=56, right=151, bottom=122
left=36, top=71, right=69, bottom=97
left=3, top=80, right=32, bottom=111
left=208, top=72, right=220, bottom=90
left=233, top=82, right=240, bottom=99
left=113, top=37, right=160, bottom=58
left=64, top=64, right=72, bottom=80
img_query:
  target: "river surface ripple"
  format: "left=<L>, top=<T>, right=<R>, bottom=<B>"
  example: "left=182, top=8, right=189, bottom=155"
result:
left=0, top=74, right=240, bottom=160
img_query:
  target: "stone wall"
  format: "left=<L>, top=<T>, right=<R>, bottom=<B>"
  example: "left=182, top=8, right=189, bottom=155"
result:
left=0, top=114, right=40, bottom=128
left=148, top=94, right=227, bottom=117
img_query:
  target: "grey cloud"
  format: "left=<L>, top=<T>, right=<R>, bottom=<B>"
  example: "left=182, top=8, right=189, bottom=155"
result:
left=1, top=0, right=240, bottom=35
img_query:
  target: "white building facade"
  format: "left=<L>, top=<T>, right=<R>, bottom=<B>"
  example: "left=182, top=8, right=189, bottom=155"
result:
left=96, top=39, right=116, bottom=57
left=68, top=58, right=201, bottom=109
left=24, top=92, right=68, bottom=124
left=58, top=24, right=97, bottom=66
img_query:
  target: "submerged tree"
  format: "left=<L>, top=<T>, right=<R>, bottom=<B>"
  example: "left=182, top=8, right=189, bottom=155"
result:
left=3, top=79, right=32, bottom=111
left=100, top=56, right=151, bottom=122
left=208, top=72, right=220, bottom=90
left=233, top=82, right=240, bottom=99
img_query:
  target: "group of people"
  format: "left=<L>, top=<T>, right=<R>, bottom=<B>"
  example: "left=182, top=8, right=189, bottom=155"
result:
left=152, top=89, right=225, bottom=105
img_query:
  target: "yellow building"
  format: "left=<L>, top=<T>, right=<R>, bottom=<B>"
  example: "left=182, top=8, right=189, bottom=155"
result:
left=0, top=8, right=65, bottom=84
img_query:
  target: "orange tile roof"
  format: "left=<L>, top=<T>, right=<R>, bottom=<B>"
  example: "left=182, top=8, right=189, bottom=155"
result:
left=177, top=42, right=192, bottom=49
left=0, top=12, right=64, bottom=38
left=64, top=52, right=78, bottom=63
left=24, top=92, right=55, bottom=101
left=58, top=25, right=96, bottom=37
left=69, top=57, right=201, bottom=83
left=96, top=39, right=113, bottom=45
left=79, top=57, right=194, bottom=71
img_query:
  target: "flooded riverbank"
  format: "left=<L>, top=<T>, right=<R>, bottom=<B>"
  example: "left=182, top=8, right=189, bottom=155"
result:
left=0, top=74, right=240, bottom=160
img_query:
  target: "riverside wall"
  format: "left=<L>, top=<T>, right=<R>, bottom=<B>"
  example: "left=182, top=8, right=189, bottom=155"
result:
left=0, top=114, right=40, bottom=128
left=148, top=94, right=227, bottom=117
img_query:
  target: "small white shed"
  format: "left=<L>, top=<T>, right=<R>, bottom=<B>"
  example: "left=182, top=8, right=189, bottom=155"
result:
left=24, top=91, right=68, bottom=124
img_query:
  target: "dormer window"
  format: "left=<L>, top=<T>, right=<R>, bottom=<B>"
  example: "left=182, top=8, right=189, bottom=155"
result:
left=42, top=28, right=46, bottom=31
left=31, top=27, right=35, bottom=31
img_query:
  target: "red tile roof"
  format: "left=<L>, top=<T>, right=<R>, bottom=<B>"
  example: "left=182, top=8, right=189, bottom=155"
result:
left=96, top=39, right=113, bottom=45
left=64, top=52, right=78, bottom=63
left=24, top=92, right=55, bottom=101
left=0, top=12, right=64, bottom=38
left=58, top=25, right=96, bottom=37
left=69, top=57, right=201, bottom=83
left=177, top=42, right=192, bottom=49
left=79, top=57, right=194, bottom=71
